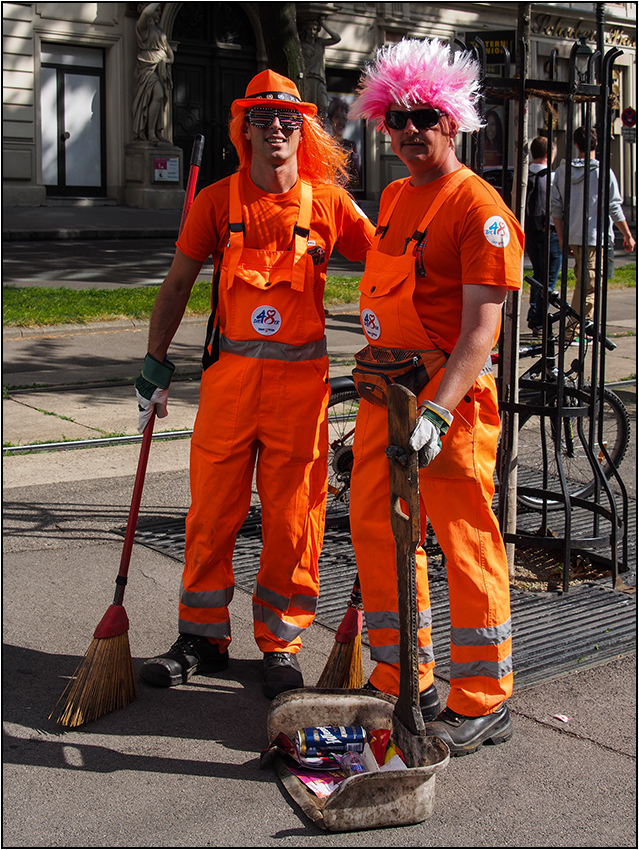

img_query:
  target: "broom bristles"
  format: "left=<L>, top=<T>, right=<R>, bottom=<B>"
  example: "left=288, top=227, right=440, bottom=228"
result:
left=49, top=632, right=136, bottom=728
left=316, top=633, right=364, bottom=689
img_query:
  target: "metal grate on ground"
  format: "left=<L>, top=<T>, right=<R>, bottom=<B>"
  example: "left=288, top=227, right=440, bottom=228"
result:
left=513, top=493, right=636, bottom=574
left=127, top=503, right=636, bottom=689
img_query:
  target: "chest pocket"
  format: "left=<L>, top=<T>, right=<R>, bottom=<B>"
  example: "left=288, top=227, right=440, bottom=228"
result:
left=217, top=175, right=325, bottom=347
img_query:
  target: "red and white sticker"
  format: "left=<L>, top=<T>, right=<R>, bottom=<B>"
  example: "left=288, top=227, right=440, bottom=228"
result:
left=483, top=215, right=510, bottom=247
left=361, top=308, right=381, bottom=340
left=251, top=306, right=281, bottom=336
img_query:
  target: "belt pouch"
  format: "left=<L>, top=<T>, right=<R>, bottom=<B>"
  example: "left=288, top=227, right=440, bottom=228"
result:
left=353, top=345, right=448, bottom=407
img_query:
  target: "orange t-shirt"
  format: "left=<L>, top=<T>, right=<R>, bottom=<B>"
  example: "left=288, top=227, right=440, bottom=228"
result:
left=377, top=168, right=524, bottom=352
left=177, top=171, right=374, bottom=317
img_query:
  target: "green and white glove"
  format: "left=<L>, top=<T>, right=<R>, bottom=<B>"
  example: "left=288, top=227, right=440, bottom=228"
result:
left=409, top=400, right=454, bottom=467
left=134, top=353, right=175, bottom=434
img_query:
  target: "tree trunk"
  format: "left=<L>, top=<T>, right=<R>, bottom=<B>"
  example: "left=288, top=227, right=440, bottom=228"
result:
left=258, top=4, right=305, bottom=96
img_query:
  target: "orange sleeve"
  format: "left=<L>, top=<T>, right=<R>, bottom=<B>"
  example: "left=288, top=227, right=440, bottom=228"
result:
left=175, top=178, right=230, bottom=265
left=333, top=191, right=376, bottom=261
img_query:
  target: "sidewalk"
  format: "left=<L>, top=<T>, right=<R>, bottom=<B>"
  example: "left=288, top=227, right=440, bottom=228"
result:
left=2, top=199, right=381, bottom=242
left=2, top=328, right=637, bottom=847
left=2, top=202, right=637, bottom=848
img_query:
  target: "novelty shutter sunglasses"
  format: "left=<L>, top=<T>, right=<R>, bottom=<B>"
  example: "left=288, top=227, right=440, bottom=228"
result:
left=247, top=106, right=304, bottom=130
left=385, top=108, right=444, bottom=130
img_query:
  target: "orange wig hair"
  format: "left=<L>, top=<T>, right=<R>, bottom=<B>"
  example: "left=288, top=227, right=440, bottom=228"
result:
left=228, top=111, right=350, bottom=187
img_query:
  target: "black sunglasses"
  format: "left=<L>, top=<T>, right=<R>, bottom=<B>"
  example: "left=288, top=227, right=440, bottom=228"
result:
left=247, top=106, right=304, bottom=130
left=385, top=108, right=444, bottom=131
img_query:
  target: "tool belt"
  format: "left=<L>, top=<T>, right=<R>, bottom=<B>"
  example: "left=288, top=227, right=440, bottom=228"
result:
left=353, top=344, right=449, bottom=407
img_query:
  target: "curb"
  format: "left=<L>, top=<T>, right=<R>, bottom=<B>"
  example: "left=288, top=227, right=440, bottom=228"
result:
left=2, top=305, right=362, bottom=341
left=2, top=314, right=207, bottom=341
left=2, top=228, right=179, bottom=242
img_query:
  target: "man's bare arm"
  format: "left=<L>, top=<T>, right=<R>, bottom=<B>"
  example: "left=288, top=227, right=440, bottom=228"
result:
left=432, top=283, right=509, bottom=413
left=147, top=248, right=204, bottom=361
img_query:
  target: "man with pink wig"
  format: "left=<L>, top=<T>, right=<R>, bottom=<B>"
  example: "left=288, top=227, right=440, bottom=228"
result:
left=349, top=38, right=524, bottom=755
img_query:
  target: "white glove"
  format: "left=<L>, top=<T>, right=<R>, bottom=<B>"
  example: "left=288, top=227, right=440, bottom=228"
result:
left=409, top=400, right=454, bottom=467
left=134, top=353, right=174, bottom=434
left=135, top=386, right=169, bottom=433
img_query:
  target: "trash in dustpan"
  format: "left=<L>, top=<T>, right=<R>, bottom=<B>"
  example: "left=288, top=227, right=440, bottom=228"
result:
left=262, top=386, right=450, bottom=832
left=261, top=687, right=449, bottom=832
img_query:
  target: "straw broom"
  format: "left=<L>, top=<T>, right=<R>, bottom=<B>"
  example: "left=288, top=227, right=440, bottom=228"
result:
left=316, top=575, right=364, bottom=689
left=49, top=415, right=155, bottom=727
left=49, top=605, right=137, bottom=727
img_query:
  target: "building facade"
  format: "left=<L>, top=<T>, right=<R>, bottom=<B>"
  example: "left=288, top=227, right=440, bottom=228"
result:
left=3, top=2, right=636, bottom=208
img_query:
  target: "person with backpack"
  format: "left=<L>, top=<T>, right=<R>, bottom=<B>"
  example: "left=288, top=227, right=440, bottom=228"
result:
left=525, top=136, right=561, bottom=336
left=551, top=126, right=635, bottom=340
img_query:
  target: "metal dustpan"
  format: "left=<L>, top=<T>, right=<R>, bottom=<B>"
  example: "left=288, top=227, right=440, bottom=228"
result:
left=263, top=384, right=449, bottom=832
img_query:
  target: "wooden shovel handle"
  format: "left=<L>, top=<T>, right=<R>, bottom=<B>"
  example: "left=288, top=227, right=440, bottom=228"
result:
left=386, top=384, right=425, bottom=736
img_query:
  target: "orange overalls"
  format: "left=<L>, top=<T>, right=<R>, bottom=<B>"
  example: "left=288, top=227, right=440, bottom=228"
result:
left=180, top=174, right=330, bottom=654
left=350, top=172, right=514, bottom=717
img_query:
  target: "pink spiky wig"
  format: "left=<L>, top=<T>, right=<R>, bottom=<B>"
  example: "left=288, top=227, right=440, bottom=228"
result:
left=351, top=38, right=483, bottom=134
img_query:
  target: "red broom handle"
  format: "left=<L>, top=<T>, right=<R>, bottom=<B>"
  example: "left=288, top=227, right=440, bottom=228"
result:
left=113, top=135, right=205, bottom=607
left=179, top=134, right=204, bottom=235
left=112, top=413, right=155, bottom=605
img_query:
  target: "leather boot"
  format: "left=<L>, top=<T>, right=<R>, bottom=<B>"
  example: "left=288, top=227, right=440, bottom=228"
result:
left=140, top=634, right=229, bottom=687
left=423, top=704, right=512, bottom=756
left=263, top=652, right=303, bottom=699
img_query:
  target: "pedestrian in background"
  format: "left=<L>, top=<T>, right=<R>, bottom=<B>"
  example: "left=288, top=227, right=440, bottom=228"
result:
left=525, top=135, right=562, bottom=335
left=551, top=125, right=635, bottom=338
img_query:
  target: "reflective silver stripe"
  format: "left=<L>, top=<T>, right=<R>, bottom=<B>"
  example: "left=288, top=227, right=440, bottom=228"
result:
left=370, top=643, right=435, bottom=666
left=451, top=617, right=512, bottom=648
left=254, top=581, right=318, bottom=614
left=220, top=333, right=327, bottom=362
left=177, top=618, right=231, bottom=640
left=253, top=601, right=305, bottom=642
left=366, top=608, right=432, bottom=632
left=449, top=654, right=513, bottom=681
left=180, top=581, right=234, bottom=609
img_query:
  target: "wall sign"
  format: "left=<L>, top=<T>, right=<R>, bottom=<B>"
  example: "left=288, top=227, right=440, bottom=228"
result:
left=154, top=157, right=179, bottom=182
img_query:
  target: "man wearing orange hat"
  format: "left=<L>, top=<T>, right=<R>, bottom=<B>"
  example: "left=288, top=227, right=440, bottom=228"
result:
left=135, top=70, right=374, bottom=698
left=349, top=39, right=524, bottom=755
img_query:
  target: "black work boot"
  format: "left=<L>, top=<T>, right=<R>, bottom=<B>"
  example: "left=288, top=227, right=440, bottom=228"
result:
left=422, top=704, right=513, bottom=756
left=262, top=652, right=303, bottom=699
left=140, top=634, right=229, bottom=687
left=418, top=683, right=441, bottom=722
left=363, top=681, right=441, bottom=721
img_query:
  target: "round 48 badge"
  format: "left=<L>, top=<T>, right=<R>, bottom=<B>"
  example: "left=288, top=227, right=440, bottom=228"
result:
left=252, top=306, right=282, bottom=336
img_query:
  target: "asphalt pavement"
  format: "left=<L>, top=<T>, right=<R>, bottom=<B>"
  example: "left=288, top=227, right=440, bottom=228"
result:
left=2, top=205, right=637, bottom=848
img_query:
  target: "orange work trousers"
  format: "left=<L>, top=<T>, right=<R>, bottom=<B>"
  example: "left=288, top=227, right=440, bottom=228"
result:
left=179, top=350, right=330, bottom=653
left=350, top=371, right=513, bottom=717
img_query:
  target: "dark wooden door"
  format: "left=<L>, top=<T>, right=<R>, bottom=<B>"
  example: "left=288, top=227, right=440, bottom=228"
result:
left=172, top=5, right=257, bottom=190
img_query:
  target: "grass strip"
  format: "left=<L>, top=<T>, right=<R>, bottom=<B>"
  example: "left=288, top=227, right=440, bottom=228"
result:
left=2, top=276, right=362, bottom=327
left=2, top=264, right=635, bottom=328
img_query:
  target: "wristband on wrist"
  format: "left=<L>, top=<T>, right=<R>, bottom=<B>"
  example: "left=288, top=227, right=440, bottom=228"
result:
left=419, top=401, right=453, bottom=434
left=141, top=352, right=175, bottom=389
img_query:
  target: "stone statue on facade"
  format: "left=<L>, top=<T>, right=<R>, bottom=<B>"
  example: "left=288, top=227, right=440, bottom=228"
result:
left=299, top=17, right=341, bottom=118
left=132, top=2, right=174, bottom=144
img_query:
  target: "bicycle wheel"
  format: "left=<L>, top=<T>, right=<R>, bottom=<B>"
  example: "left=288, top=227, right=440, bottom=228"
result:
left=325, top=384, right=360, bottom=529
left=516, top=385, right=630, bottom=511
